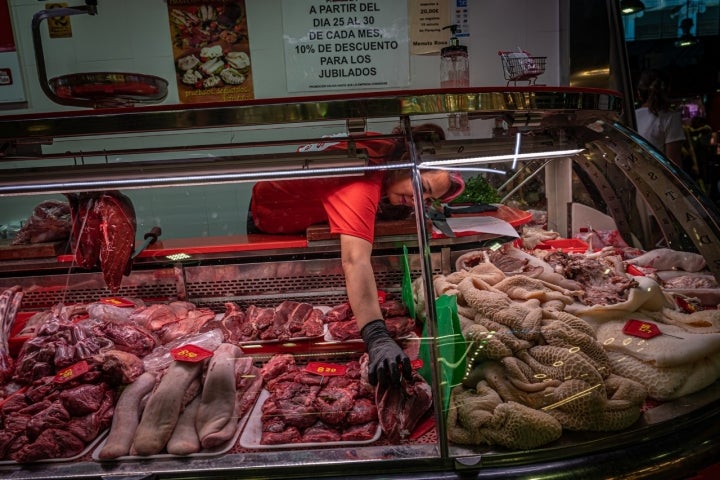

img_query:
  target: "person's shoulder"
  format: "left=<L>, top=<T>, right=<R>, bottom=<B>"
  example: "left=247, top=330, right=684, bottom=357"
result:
left=635, top=106, right=651, bottom=118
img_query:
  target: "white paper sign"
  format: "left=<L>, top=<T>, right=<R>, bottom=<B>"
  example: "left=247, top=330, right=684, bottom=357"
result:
left=409, top=0, right=450, bottom=55
left=281, top=0, right=410, bottom=92
left=433, top=216, right=520, bottom=238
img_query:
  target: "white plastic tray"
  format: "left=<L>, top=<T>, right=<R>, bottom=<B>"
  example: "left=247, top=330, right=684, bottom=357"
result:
left=92, top=409, right=248, bottom=461
left=0, top=430, right=108, bottom=465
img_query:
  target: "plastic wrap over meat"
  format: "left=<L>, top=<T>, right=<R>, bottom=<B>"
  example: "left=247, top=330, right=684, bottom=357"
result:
left=66, top=191, right=137, bottom=292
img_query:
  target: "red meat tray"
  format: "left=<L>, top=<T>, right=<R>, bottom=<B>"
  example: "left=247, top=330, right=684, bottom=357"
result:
left=536, top=238, right=589, bottom=253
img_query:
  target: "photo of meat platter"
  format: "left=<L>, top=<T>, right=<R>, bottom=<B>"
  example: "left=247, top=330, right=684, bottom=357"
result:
left=166, top=0, right=254, bottom=103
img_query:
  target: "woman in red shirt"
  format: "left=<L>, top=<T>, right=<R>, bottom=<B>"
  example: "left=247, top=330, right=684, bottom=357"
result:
left=249, top=125, right=463, bottom=387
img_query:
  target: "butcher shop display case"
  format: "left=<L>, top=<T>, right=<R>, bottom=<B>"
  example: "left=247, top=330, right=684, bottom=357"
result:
left=1, top=87, right=720, bottom=480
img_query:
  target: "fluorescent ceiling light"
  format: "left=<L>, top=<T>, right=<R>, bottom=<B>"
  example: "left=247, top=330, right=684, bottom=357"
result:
left=0, top=150, right=370, bottom=196
left=419, top=149, right=585, bottom=168
left=166, top=253, right=192, bottom=261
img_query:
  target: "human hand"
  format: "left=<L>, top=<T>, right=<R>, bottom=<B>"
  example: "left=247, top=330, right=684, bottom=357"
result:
left=361, top=319, right=412, bottom=387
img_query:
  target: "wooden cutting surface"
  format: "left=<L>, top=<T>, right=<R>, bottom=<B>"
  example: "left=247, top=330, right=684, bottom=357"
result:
left=306, top=219, right=427, bottom=241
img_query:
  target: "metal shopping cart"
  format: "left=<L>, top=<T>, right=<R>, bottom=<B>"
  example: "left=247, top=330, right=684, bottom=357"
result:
left=498, top=50, right=546, bottom=86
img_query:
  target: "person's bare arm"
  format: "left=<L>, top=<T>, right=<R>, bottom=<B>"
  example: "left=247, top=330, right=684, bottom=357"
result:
left=665, top=140, right=683, bottom=168
left=340, top=234, right=382, bottom=330
left=340, top=234, right=411, bottom=386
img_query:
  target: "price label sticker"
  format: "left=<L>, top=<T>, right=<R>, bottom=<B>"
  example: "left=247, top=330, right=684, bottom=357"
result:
left=306, top=362, right=347, bottom=376
left=54, top=360, right=89, bottom=383
left=623, top=319, right=667, bottom=339
left=100, top=297, right=136, bottom=308
left=623, top=319, right=662, bottom=339
left=623, top=318, right=684, bottom=340
left=171, top=344, right=214, bottom=362
left=411, top=358, right=424, bottom=370
left=377, top=290, right=387, bottom=303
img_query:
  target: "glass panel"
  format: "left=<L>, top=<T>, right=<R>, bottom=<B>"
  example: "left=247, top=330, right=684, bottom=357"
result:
left=404, top=105, right=720, bottom=466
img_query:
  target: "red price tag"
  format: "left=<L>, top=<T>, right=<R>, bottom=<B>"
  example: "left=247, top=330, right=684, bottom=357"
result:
left=54, top=360, right=89, bottom=384
left=675, top=296, right=700, bottom=313
left=411, top=358, right=424, bottom=370
left=377, top=290, right=387, bottom=303
left=622, top=319, right=662, bottom=339
left=100, top=297, right=136, bottom=308
left=625, top=265, right=645, bottom=276
left=171, top=344, right=214, bottom=362
left=306, top=362, right=347, bottom=376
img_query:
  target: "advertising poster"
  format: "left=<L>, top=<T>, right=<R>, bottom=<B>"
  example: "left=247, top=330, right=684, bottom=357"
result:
left=409, top=0, right=450, bottom=55
left=167, top=0, right=254, bottom=103
left=281, top=0, right=409, bottom=92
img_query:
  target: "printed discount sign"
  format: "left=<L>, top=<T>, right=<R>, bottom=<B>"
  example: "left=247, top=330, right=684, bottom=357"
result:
left=281, top=0, right=409, bottom=92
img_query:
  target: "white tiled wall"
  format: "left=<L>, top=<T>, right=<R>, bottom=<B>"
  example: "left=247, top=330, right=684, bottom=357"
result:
left=1, top=0, right=561, bottom=240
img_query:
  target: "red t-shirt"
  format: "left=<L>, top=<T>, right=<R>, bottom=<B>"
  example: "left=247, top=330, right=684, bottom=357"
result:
left=250, top=135, right=396, bottom=243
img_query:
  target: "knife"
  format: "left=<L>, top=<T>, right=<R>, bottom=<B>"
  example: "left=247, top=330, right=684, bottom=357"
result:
left=427, top=207, right=455, bottom=237
left=132, top=226, right=162, bottom=259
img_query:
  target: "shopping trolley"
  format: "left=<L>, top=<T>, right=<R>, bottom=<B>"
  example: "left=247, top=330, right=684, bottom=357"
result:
left=498, top=50, right=547, bottom=86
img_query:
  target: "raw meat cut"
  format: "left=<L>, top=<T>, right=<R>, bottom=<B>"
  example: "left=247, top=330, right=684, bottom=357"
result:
left=200, top=302, right=246, bottom=342
left=132, top=360, right=203, bottom=456
left=59, top=383, right=107, bottom=416
left=541, top=250, right=637, bottom=306
left=327, top=319, right=360, bottom=341
left=0, top=372, right=115, bottom=462
left=258, top=356, right=379, bottom=445
left=325, top=303, right=352, bottom=322
left=1, top=286, right=22, bottom=383
left=86, top=298, right=145, bottom=323
left=234, top=302, right=325, bottom=342
left=66, top=191, right=137, bottom=292
left=96, top=321, right=157, bottom=357
left=328, top=316, right=415, bottom=341
left=98, top=371, right=156, bottom=459
left=376, top=371, right=433, bottom=442
left=11, top=200, right=71, bottom=245
left=13, top=428, right=85, bottom=463
left=627, top=248, right=706, bottom=272
left=195, top=343, right=241, bottom=447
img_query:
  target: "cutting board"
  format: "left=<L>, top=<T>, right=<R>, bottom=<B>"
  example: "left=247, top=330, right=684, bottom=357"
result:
left=0, top=239, right=69, bottom=260
left=306, top=220, right=428, bottom=242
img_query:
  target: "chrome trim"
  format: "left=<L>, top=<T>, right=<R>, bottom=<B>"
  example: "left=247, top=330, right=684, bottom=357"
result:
left=0, top=89, right=622, bottom=144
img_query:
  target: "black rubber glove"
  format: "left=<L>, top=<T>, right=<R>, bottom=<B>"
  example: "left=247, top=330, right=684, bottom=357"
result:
left=361, top=319, right=412, bottom=387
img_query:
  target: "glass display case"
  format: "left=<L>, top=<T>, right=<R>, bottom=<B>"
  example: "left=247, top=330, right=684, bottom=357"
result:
left=0, top=87, right=719, bottom=480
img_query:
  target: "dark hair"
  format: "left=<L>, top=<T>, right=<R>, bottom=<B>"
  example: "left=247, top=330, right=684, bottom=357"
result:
left=389, top=123, right=446, bottom=159
left=636, top=69, right=671, bottom=115
left=384, top=123, right=464, bottom=202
